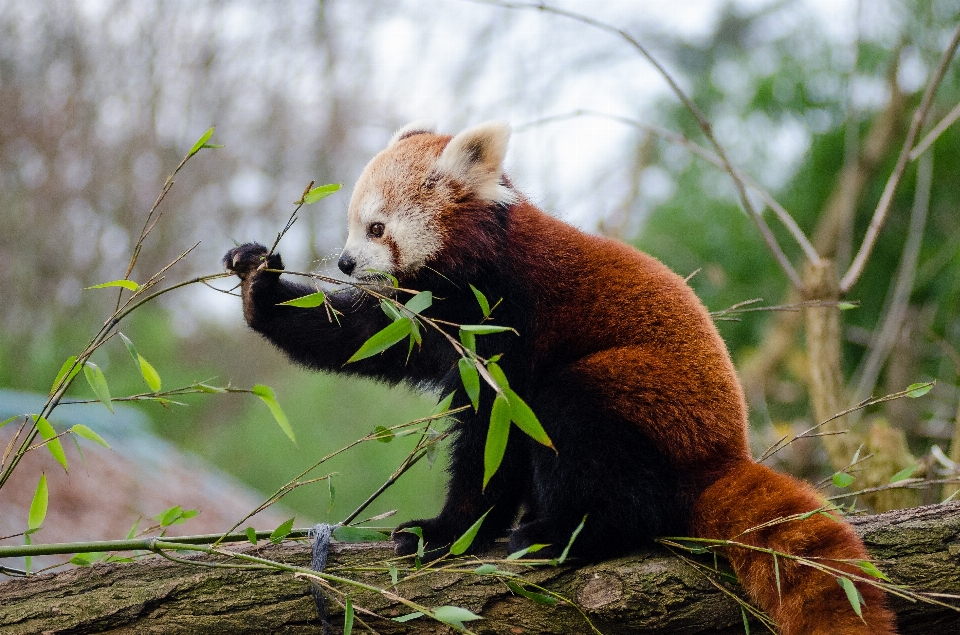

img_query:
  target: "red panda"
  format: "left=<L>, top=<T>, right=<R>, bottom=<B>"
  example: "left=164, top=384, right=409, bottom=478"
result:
left=224, top=121, right=897, bottom=634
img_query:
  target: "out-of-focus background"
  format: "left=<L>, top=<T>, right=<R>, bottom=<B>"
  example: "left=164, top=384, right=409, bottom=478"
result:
left=2, top=0, right=959, bottom=571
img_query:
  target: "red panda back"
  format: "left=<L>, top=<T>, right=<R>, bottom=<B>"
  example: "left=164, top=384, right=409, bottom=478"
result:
left=502, top=200, right=751, bottom=467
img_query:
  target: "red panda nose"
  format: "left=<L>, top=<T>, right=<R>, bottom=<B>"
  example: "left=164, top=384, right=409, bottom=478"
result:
left=338, top=253, right=356, bottom=276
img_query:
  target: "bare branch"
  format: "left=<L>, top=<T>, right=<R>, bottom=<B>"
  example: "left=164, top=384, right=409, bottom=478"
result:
left=519, top=109, right=821, bottom=265
left=909, top=100, right=960, bottom=161
left=840, top=22, right=960, bottom=293
left=471, top=0, right=805, bottom=288
left=852, top=152, right=932, bottom=402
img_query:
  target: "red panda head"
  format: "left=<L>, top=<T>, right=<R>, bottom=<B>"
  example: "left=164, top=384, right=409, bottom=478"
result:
left=339, top=121, right=515, bottom=281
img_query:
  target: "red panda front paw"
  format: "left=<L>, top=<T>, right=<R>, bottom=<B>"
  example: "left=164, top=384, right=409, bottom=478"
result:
left=223, top=243, right=284, bottom=280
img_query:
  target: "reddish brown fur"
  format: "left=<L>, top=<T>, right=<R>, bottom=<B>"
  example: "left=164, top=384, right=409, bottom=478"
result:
left=434, top=192, right=897, bottom=633
left=694, top=463, right=897, bottom=634
left=240, top=127, right=898, bottom=634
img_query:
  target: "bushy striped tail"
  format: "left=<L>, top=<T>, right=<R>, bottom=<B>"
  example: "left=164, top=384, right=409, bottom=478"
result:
left=691, top=461, right=897, bottom=635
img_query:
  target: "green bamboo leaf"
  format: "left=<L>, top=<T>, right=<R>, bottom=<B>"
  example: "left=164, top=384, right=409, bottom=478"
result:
left=433, top=606, right=482, bottom=630
left=505, top=389, right=553, bottom=449
left=458, top=358, right=480, bottom=410
left=832, top=472, right=855, bottom=488
left=33, top=415, right=67, bottom=472
left=270, top=517, right=295, bottom=543
left=327, top=477, right=336, bottom=514
left=469, top=284, right=490, bottom=318
left=125, top=517, right=141, bottom=540
left=374, top=425, right=394, bottom=443
left=837, top=301, right=858, bottom=310
left=773, top=552, right=782, bottom=603
left=459, top=330, right=476, bottom=353
left=459, top=324, right=516, bottom=335
left=50, top=356, right=81, bottom=395
left=506, top=580, right=558, bottom=605
left=156, top=505, right=183, bottom=526
left=425, top=428, right=442, bottom=469
left=474, top=564, right=498, bottom=574
left=138, top=355, right=162, bottom=392
left=343, top=596, right=354, bottom=635
left=858, top=560, right=891, bottom=582
left=906, top=382, right=933, bottom=398
left=278, top=291, right=326, bottom=308
left=890, top=464, right=918, bottom=483
left=483, top=394, right=511, bottom=490
left=392, top=612, right=424, bottom=623
left=188, top=126, right=215, bottom=157
left=398, top=526, right=425, bottom=559
left=505, top=543, right=548, bottom=560
left=430, top=391, right=456, bottom=416
left=303, top=183, right=342, bottom=204
left=409, top=317, right=422, bottom=346
left=119, top=333, right=162, bottom=392
left=405, top=291, right=433, bottom=315
left=28, top=473, right=48, bottom=530
left=1, top=415, right=20, bottom=429
left=119, top=332, right=139, bottom=360
left=486, top=362, right=510, bottom=390
left=556, top=516, right=586, bottom=564
left=251, top=384, right=296, bottom=445
left=741, top=606, right=751, bottom=634
left=346, top=318, right=411, bottom=363
left=380, top=299, right=404, bottom=321
left=333, top=526, right=389, bottom=543
left=70, top=553, right=100, bottom=566
left=246, top=527, right=258, bottom=545
left=85, top=279, right=139, bottom=292
left=83, top=362, right=113, bottom=413
left=836, top=577, right=864, bottom=620
left=388, top=562, right=399, bottom=586
left=70, top=424, right=111, bottom=449
left=450, top=509, right=491, bottom=555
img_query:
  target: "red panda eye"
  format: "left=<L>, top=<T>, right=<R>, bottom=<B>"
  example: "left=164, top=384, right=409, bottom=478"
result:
left=368, top=222, right=385, bottom=238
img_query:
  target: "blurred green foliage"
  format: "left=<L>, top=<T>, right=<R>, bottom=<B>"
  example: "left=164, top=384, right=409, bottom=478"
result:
left=2, top=0, right=960, bottom=529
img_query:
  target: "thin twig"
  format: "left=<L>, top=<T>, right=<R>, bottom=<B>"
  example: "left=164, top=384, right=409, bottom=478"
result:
left=757, top=382, right=934, bottom=462
left=268, top=180, right=314, bottom=257
left=852, top=151, right=932, bottom=402
left=710, top=298, right=857, bottom=318
left=470, top=0, right=805, bottom=288
left=826, top=476, right=960, bottom=501
left=841, top=22, right=960, bottom=292
left=909, top=100, right=960, bottom=161
left=519, top=109, right=821, bottom=265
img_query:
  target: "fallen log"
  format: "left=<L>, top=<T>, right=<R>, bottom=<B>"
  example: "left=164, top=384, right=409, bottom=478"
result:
left=1, top=503, right=958, bottom=634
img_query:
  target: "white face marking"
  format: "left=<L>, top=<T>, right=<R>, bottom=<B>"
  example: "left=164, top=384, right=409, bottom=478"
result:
left=343, top=174, right=443, bottom=279
left=390, top=204, right=443, bottom=271
left=343, top=190, right=393, bottom=278
left=342, top=121, right=514, bottom=280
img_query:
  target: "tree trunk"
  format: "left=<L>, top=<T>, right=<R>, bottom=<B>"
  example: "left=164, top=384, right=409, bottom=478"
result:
left=2, top=503, right=959, bottom=634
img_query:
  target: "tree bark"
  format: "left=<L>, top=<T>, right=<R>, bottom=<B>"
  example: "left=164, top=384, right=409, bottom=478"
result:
left=2, top=503, right=959, bottom=635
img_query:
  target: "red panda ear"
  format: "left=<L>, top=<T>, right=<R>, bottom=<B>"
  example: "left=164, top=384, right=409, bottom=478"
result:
left=435, top=121, right=515, bottom=204
left=387, top=120, right=437, bottom=148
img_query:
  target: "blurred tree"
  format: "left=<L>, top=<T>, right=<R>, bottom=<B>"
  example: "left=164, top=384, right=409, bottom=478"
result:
left=2, top=0, right=959, bottom=525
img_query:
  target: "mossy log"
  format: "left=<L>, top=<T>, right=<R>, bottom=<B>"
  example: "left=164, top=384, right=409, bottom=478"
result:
left=1, top=503, right=959, bottom=634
